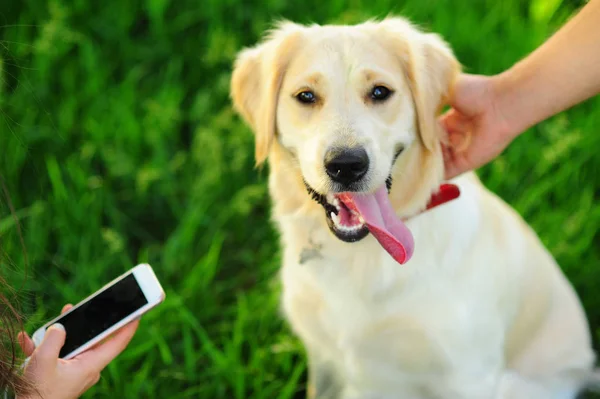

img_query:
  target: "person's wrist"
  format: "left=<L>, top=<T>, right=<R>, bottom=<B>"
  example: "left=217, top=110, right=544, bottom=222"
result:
left=489, top=71, right=525, bottom=142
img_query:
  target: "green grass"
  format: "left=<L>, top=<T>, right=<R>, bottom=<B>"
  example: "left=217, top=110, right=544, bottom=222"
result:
left=1, top=0, right=599, bottom=397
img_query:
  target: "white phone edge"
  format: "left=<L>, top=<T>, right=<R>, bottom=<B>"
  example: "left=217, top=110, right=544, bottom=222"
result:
left=31, top=263, right=165, bottom=360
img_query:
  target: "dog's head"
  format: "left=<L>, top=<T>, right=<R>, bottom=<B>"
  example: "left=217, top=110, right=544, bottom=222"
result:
left=231, top=17, right=460, bottom=264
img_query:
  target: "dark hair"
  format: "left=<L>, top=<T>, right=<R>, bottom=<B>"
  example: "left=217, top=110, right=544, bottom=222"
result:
left=0, top=174, right=33, bottom=396
left=0, top=282, right=33, bottom=396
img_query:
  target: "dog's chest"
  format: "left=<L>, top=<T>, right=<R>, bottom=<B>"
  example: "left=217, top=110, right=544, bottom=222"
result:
left=281, top=233, right=506, bottom=391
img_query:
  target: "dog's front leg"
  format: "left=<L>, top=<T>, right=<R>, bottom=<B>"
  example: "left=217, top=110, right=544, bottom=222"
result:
left=306, top=349, right=344, bottom=399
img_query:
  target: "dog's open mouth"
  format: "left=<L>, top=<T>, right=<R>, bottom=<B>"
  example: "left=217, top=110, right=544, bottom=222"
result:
left=305, top=178, right=415, bottom=265
left=324, top=192, right=370, bottom=242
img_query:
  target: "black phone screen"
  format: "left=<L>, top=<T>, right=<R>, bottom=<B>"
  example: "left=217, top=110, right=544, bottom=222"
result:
left=52, top=273, right=148, bottom=358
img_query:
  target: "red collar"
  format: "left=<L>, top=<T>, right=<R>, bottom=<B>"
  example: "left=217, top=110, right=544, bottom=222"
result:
left=406, top=183, right=461, bottom=221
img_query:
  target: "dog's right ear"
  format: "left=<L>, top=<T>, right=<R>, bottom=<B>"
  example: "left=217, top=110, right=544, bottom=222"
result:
left=230, top=22, right=303, bottom=166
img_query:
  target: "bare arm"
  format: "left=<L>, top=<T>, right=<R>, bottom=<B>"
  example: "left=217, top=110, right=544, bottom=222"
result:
left=442, top=0, right=600, bottom=179
left=495, top=0, right=600, bottom=138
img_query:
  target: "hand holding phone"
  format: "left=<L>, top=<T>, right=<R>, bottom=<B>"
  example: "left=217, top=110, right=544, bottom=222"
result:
left=31, top=263, right=165, bottom=359
left=12, top=264, right=165, bottom=399
left=16, top=316, right=139, bottom=399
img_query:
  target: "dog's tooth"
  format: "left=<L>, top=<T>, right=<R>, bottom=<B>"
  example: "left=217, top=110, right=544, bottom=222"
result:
left=336, top=220, right=365, bottom=233
left=333, top=198, right=340, bottom=209
left=331, top=212, right=340, bottom=227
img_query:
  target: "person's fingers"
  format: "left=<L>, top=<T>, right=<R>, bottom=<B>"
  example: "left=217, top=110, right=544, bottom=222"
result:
left=442, top=138, right=478, bottom=181
left=77, top=319, right=140, bottom=372
left=441, top=73, right=504, bottom=180
left=439, top=110, right=473, bottom=151
left=442, top=146, right=461, bottom=180
left=20, top=306, right=72, bottom=360
left=440, top=109, right=470, bottom=135
left=18, top=331, right=36, bottom=357
left=34, top=323, right=66, bottom=366
left=440, top=111, right=475, bottom=180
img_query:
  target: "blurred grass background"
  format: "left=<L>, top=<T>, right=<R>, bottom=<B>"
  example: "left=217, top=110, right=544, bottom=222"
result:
left=0, top=0, right=599, bottom=397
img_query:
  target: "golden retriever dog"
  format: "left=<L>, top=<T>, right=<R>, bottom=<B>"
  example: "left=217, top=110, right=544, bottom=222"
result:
left=230, top=16, right=599, bottom=399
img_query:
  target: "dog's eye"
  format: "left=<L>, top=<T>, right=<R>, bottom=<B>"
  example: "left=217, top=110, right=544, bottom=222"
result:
left=370, top=86, right=393, bottom=102
left=296, top=91, right=317, bottom=104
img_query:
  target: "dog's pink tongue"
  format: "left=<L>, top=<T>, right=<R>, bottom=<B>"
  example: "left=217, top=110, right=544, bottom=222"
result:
left=338, top=186, right=414, bottom=265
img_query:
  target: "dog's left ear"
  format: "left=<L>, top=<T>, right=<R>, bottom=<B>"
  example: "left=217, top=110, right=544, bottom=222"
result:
left=230, top=21, right=303, bottom=166
left=374, top=18, right=461, bottom=152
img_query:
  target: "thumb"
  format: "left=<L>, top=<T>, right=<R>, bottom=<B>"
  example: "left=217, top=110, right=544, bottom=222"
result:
left=34, top=323, right=67, bottom=366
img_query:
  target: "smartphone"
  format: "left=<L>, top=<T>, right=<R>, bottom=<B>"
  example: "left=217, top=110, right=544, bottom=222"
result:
left=31, top=263, right=165, bottom=360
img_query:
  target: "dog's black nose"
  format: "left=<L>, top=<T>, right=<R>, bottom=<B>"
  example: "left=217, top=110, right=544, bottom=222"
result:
left=324, top=147, right=369, bottom=186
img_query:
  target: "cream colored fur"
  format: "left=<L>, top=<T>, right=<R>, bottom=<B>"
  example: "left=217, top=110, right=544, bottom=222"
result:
left=230, top=16, right=598, bottom=399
